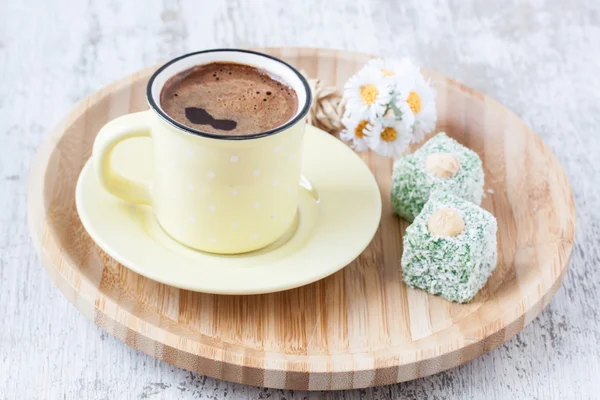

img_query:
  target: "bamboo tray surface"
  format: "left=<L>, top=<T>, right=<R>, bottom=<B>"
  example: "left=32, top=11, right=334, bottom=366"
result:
left=28, top=47, right=575, bottom=390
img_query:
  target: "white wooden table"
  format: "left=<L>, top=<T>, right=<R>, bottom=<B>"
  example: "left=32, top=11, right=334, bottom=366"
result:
left=1, top=1, right=598, bottom=398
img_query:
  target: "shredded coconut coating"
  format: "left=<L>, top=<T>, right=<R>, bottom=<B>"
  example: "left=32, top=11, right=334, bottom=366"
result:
left=401, top=191, right=498, bottom=303
left=391, top=132, right=484, bottom=222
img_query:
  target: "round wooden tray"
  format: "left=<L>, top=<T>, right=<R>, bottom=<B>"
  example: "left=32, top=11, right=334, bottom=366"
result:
left=28, top=48, right=575, bottom=390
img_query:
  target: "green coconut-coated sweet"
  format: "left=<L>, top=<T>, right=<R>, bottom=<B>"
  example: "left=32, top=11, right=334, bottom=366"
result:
left=391, top=132, right=484, bottom=222
left=401, top=191, right=497, bottom=303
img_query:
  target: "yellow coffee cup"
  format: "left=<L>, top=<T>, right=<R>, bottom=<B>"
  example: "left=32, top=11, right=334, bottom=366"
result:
left=92, top=49, right=311, bottom=254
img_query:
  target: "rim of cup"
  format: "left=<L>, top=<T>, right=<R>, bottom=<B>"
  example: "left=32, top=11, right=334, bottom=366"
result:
left=146, top=48, right=312, bottom=140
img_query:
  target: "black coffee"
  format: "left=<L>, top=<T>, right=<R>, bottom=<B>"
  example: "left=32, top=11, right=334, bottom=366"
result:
left=160, top=62, right=299, bottom=135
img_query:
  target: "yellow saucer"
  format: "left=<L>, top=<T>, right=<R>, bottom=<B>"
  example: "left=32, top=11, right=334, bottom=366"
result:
left=76, top=125, right=381, bottom=294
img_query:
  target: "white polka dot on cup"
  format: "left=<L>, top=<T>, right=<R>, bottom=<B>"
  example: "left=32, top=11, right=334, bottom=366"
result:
left=287, top=186, right=292, bottom=193
left=187, top=184, right=194, bottom=191
left=209, top=237, right=217, bottom=243
left=208, top=205, right=216, bottom=212
left=231, top=189, right=239, bottom=196
left=251, top=234, right=258, bottom=240
left=186, top=149, right=194, bottom=157
left=274, top=146, right=281, bottom=153
left=189, top=217, right=197, bottom=223
left=232, top=222, right=238, bottom=228
left=253, top=169, right=260, bottom=177
left=208, top=171, right=215, bottom=179
left=230, top=155, right=239, bottom=163
left=253, top=202, right=260, bottom=209
left=170, top=193, right=178, bottom=199
left=272, top=179, right=279, bottom=186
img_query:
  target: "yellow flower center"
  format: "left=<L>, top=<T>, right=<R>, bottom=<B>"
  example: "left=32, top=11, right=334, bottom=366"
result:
left=407, top=91, right=422, bottom=114
left=360, top=84, right=379, bottom=104
left=355, top=120, right=369, bottom=139
left=381, top=127, right=397, bottom=142
left=381, top=68, right=394, bottom=77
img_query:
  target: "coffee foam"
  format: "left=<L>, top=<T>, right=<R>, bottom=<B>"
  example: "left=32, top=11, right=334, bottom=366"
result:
left=160, top=62, right=299, bottom=135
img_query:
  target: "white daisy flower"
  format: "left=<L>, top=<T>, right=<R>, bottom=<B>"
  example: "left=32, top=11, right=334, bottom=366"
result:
left=340, top=114, right=371, bottom=152
left=343, top=66, right=392, bottom=120
left=365, top=116, right=412, bottom=159
left=367, top=58, right=411, bottom=79
left=393, top=62, right=437, bottom=143
left=411, top=92, right=437, bottom=142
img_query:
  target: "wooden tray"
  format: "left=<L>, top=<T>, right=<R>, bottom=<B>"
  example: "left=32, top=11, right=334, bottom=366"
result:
left=28, top=48, right=575, bottom=390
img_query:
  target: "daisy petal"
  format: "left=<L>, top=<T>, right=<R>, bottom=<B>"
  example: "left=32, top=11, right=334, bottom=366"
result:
left=365, top=117, right=412, bottom=159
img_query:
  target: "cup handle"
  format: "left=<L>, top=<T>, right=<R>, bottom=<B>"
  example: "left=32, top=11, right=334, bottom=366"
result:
left=92, top=110, right=153, bottom=205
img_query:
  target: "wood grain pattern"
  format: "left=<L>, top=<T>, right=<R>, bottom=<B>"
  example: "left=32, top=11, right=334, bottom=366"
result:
left=28, top=48, right=575, bottom=391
